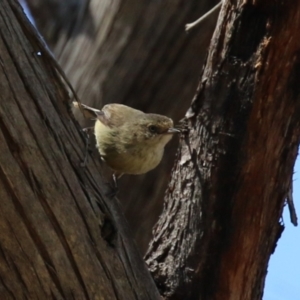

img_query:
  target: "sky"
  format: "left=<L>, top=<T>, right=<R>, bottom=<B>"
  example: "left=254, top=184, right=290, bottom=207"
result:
left=264, top=156, right=300, bottom=300
left=20, top=3, right=299, bottom=299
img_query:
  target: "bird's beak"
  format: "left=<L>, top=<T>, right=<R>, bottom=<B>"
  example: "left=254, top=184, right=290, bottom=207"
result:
left=167, top=128, right=181, bottom=134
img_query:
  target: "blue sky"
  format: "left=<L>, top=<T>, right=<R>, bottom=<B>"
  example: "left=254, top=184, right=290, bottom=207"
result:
left=264, top=156, right=300, bottom=300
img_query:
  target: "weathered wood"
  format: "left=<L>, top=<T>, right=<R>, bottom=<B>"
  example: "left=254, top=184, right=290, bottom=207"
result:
left=0, top=1, right=160, bottom=299
left=145, top=1, right=300, bottom=299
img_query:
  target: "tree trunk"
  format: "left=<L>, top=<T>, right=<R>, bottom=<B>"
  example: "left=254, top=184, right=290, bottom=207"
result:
left=0, top=1, right=159, bottom=299
left=145, top=1, right=300, bottom=299
left=24, top=0, right=220, bottom=253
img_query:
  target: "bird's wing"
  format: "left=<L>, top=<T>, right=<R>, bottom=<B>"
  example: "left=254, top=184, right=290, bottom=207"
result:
left=73, top=102, right=105, bottom=120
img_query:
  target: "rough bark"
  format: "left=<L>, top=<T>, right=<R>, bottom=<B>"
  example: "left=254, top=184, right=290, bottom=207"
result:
left=24, top=0, right=220, bottom=253
left=0, top=1, right=160, bottom=299
left=145, top=1, right=300, bottom=299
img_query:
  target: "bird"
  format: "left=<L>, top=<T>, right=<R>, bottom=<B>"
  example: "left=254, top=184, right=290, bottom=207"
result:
left=77, top=102, right=180, bottom=176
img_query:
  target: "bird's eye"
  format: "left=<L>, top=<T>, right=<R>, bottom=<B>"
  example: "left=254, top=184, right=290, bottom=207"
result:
left=148, top=125, right=158, bottom=134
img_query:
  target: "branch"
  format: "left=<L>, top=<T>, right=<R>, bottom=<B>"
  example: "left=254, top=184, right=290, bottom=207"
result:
left=146, top=1, right=300, bottom=299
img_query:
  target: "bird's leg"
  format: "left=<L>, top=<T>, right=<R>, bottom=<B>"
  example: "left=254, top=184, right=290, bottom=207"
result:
left=105, top=173, right=121, bottom=198
left=112, top=173, right=124, bottom=194
left=80, top=127, right=94, bottom=167
left=112, top=173, right=118, bottom=190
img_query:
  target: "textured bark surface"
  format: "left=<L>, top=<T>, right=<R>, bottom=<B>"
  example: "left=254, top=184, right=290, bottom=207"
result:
left=25, top=0, right=220, bottom=253
left=145, top=1, right=300, bottom=299
left=0, top=1, right=160, bottom=299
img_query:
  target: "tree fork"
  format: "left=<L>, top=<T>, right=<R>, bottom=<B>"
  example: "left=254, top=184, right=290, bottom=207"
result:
left=24, top=0, right=221, bottom=253
left=145, top=1, right=300, bottom=299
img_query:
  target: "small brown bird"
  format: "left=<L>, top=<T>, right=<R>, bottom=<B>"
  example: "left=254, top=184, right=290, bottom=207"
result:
left=78, top=103, right=180, bottom=176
